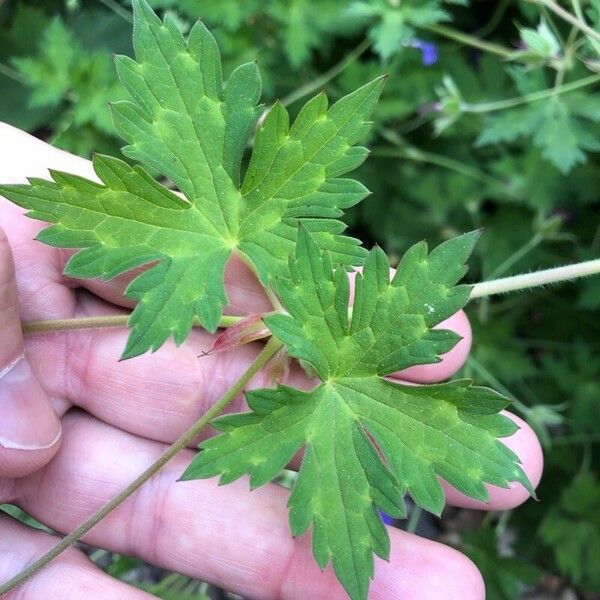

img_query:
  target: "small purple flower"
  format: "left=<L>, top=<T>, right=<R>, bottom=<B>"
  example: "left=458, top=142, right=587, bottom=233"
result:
left=380, top=511, right=395, bottom=526
left=409, top=39, right=439, bottom=66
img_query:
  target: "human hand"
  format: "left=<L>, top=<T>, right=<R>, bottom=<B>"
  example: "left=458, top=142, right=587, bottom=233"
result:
left=0, top=123, right=543, bottom=599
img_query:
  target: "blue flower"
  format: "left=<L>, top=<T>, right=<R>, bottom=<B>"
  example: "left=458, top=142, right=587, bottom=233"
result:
left=409, top=39, right=439, bottom=66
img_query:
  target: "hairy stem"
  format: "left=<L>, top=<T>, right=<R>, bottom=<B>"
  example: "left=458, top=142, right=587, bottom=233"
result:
left=280, top=38, right=372, bottom=107
left=571, top=0, right=600, bottom=54
left=470, top=259, right=600, bottom=299
left=21, top=260, right=600, bottom=336
left=0, top=337, right=283, bottom=596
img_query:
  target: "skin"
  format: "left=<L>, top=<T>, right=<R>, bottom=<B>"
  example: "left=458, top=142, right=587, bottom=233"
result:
left=0, top=123, right=544, bottom=599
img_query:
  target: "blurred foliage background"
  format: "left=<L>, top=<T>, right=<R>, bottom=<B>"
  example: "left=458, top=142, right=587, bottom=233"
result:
left=1, top=0, right=599, bottom=598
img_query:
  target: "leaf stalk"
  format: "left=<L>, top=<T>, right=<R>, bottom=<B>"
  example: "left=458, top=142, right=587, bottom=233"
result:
left=529, top=0, right=600, bottom=47
left=462, top=74, right=600, bottom=114
left=21, top=260, right=600, bottom=336
left=421, top=23, right=514, bottom=58
left=0, top=337, right=283, bottom=596
left=22, top=314, right=244, bottom=335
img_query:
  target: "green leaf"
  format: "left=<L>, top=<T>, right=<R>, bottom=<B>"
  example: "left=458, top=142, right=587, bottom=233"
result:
left=515, top=20, right=561, bottom=65
left=540, top=473, right=600, bottom=592
left=477, top=95, right=600, bottom=173
left=348, top=0, right=462, bottom=60
left=183, top=228, right=533, bottom=600
left=459, top=526, right=539, bottom=600
left=0, top=0, right=380, bottom=358
left=13, top=18, right=75, bottom=108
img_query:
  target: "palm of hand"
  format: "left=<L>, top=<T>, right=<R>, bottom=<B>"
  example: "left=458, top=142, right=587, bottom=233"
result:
left=0, top=123, right=543, bottom=599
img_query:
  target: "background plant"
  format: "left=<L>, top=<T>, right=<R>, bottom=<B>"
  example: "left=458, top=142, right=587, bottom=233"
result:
left=0, top=0, right=599, bottom=598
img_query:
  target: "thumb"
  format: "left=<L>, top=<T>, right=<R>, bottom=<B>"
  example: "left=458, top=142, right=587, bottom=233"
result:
left=0, top=227, right=61, bottom=478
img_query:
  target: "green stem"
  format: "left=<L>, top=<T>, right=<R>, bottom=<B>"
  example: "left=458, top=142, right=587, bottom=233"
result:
left=487, top=233, right=545, bottom=279
left=0, top=337, right=283, bottom=596
left=553, top=432, right=600, bottom=446
left=373, top=146, right=505, bottom=188
left=571, top=0, right=600, bottom=54
left=97, top=0, right=133, bottom=23
left=406, top=505, right=423, bottom=534
left=280, top=38, right=372, bottom=107
left=22, top=314, right=244, bottom=335
left=421, top=23, right=514, bottom=58
left=475, top=0, right=511, bottom=37
left=377, top=127, right=506, bottom=188
left=0, top=63, right=26, bottom=84
left=21, top=259, right=600, bottom=336
left=553, top=26, right=579, bottom=89
left=571, top=0, right=584, bottom=22
left=530, top=0, right=600, bottom=46
left=462, top=73, right=600, bottom=113
left=467, top=357, right=529, bottom=416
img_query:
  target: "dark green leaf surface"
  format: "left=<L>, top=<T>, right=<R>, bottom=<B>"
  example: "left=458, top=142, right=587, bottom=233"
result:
left=540, top=473, right=600, bottom=592
left=0, top=0, right=378, bottom=358
left=183, top=228, right=533, bottom=600
left=459, top=526, right=540, bottom=600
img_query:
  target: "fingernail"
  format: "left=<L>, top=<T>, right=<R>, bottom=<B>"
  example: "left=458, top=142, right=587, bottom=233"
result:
left=0, top=355, right=61, bottom=451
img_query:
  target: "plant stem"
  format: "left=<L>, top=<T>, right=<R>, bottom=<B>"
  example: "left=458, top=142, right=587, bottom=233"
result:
left=462, top=73, right=600, bottom=113
left=0, top=62, right=26, bottom=84
left=530, top=0, right=600, bottom=46
left=470, top=258, right=600, bottom=299
left=0, top=337, right=282, bottom=596
left=20, top=260, right=600, bottom=336
left=421, top=23, right=514, bottom=58
left=467, top=357, right=529, bottom=415
left=487, top=233, right=545, bottom=279
left=406, top=505, right=423, bottom=534
left=22, top=314, right=244, bottom=335
left=373, top=146, right=505, bottom=188
left=377, top=127, right=507, bottom=188
left=571, top=0, right=600, bottom=54
left=553, top=432, right=600, bottom=446
left=97, top=0, right=133, bottom=23
left=280, top=38, right=372, bottom=107
left=475, top=0, right=511, bottom=37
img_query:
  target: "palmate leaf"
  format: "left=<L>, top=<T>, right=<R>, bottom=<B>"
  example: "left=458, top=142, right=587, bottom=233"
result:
left=0, top=0, right=379, bottom=358
left=183, top=228, right=534, bottom=600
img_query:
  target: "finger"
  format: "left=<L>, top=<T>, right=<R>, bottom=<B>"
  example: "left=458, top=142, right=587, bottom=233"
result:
left=443, top=412, right=543, bottom=510
left=16, top=412, right=485, bottom=600
left=27, top=295, right=469, bottom=449
left=0, top=123, right=95, bottom=185
left=0, top=513, right=154, bottom=599
left=0, top=228, right=61, bottom=478
left=29, top=313, right=537, bottom=513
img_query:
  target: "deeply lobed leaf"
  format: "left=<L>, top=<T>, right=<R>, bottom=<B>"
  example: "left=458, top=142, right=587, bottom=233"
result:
left=0, top=0, right=379, bottom=358
left=183, top=228, right=534, bottom=600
